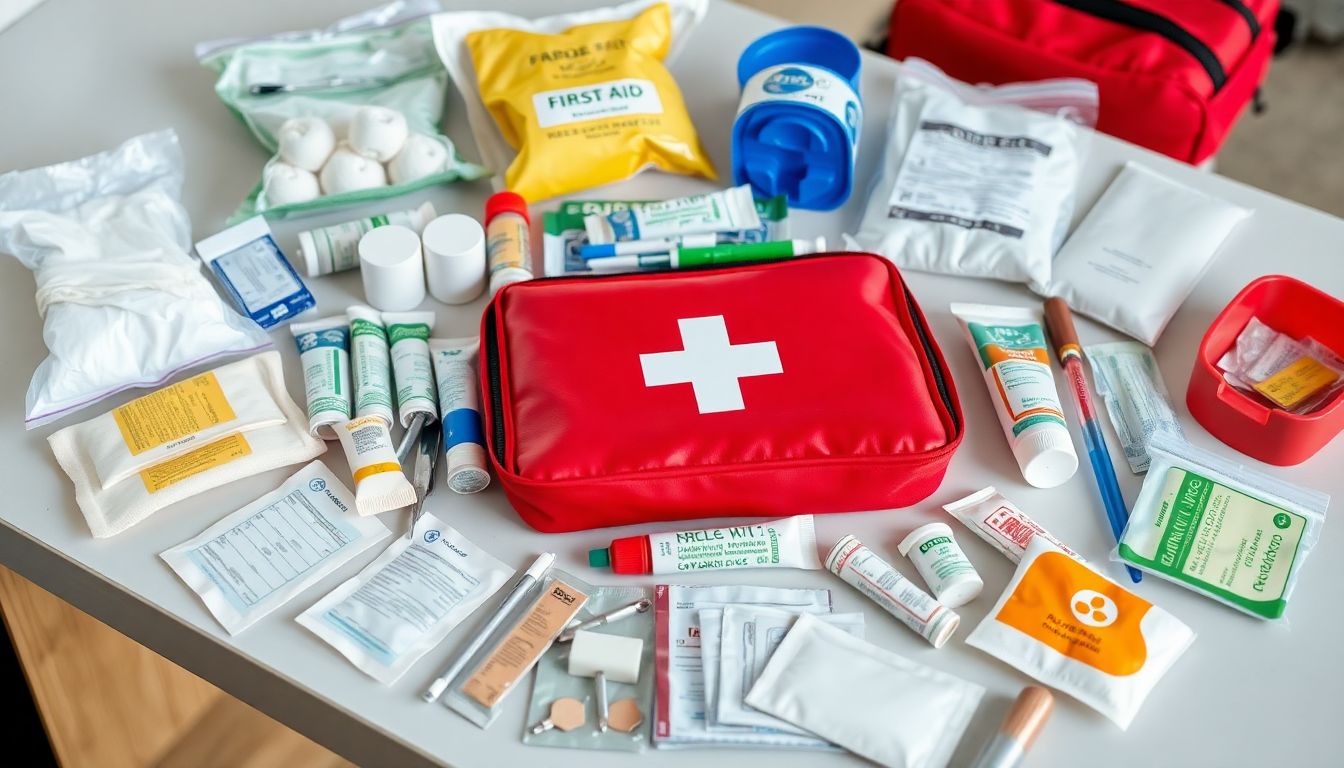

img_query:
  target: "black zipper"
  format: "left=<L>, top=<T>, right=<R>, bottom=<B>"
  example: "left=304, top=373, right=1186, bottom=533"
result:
left=1050, top=0, right=1228, bottom=92
left=1216, top=0, right=1262, bottom=40
left=481, top=255, right=964, bottom=470
left=484, top=306, right=508, bottom=467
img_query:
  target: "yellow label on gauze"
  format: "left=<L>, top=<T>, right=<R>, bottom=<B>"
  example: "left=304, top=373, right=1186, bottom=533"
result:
left=114, top=371, right=236, bottom=455
left=1253, top=356, right=1339, bottom=408
left=465, top=2, right=715, bottom=201
left=139, top=434, right=252, bottom=493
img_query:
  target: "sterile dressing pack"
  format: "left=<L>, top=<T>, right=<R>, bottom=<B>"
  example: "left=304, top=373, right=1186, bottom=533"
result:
left=849, top=59, right=1096, bottom=289
left=1044, top=161, right=1252, bottom=345
left=745, top=613, right=984, bottom=768
left=1118, top=432, right=1328, bottom=621
left=1086, top=342, right=1183, bottom=474
left=298, top=513, right=513, bottom=684
left=967, top=538, right=1195, bottom=730
left=161, top=461, right=390, bottom=635
left=432, top=0, right=715, bottom=202
left=48, top=352, right=325, bottom=538
left=0, top=130, right=272, bottom=428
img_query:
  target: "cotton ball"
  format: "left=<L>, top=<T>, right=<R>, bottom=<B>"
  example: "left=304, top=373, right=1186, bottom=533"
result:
left=386, top=133, right=448, bottom=185
left=348, top=106, right=409, bottom=163
left=264, top=162, right=321, bottom=205
left=276, top=117, right=336, bottom=172
left=319, top=145, right=388, bottom=195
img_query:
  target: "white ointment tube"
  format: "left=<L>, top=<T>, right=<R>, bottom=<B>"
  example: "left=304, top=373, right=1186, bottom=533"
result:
left=298, top=202, right=437, bottom=277
left=826, top=534, right=960, bottom=649
left=590, top=515, right=821, bottom=575
left=428, top=337, right=490, bottom=494
left=348, top=305, right=394, bottom=429
left=942, top=486, right=1081, bottom=565
left=950, top=303, right=1078, bottom=488
left=291, top=315, right=352, bottom=439
left=335, top=415, right=415, bottom=516
left=383, top=311, right=438, bottom=428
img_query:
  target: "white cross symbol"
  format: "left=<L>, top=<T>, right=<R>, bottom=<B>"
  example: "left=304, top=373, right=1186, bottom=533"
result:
left=639, top=315, right=783, bottom=414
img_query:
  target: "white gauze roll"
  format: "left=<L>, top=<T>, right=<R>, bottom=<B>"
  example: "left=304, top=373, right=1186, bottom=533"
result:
left=320, top=145, right=388, bottom=195
left=387, top=133, right=449, bottom=184
left=348, top=106, right=409, bottom=163
left=276, top=116, right=337, bottom=172
left=264, top=162, right=321, bottom=205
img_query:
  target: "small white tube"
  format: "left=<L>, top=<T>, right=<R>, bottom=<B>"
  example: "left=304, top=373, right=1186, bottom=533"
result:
left=949, top=303, right=1078, bottom=488
left=298, top=202, right=437, bottom=277
left=428, top=337, right=490, bottom=494
left=348, top=305, right=394, bottom=429
left=384, top=311, right=438, bottom=428
left=826, top=534, right=959, bottom=649
left=291, top=315, right=352, bottom=439
left=942, top=487, right=1081, bottom=565
left=583, top=184, right=762, bottom=244
left=335, top=415, right=415, bottom=515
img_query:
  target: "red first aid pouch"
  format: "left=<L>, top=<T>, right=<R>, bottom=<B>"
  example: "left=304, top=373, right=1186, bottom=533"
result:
left=481, top=253, right=964, bottom=532
left=887, top=0, right=1277, bottom=164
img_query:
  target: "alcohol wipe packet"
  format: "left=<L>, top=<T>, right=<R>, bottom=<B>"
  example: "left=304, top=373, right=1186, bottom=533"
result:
left=968, top=537, right=1195, bottom=730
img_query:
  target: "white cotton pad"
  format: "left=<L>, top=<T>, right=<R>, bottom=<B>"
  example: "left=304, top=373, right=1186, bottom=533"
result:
left=263, top=162, right=321, bottom=205
left=348, top=106, right=409, bottom=163
left=567, top=630, right=643, bottom=684
left=387, top=133, right=448, bottom=184
left=276, top=116, right=336, bottom=172
left=320, top=145, right=388, bottom=195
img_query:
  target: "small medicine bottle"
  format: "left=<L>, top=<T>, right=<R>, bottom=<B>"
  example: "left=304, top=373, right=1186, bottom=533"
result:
left=484, top=191, right=533, bottom=295
left=897, top=522, right=983, bottom=608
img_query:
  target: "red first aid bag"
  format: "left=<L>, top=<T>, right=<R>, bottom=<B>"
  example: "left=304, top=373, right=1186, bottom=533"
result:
left=481, top=253, right=964, bottom=532
left=887, top=0, right=1278, bottom=164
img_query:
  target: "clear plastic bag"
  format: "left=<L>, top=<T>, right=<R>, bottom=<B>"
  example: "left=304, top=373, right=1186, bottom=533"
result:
left=0, top=129, right=272, bottom=428
left=196, top=0, right=486, bottom=222
left=523, top=584, right=653, bottom=752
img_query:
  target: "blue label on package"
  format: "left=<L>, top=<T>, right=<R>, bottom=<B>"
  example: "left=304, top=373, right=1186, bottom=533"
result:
left=210, top=233, right=316, bottom=329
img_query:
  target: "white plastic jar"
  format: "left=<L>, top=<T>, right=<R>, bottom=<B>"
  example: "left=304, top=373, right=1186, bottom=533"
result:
left=897, top=522, right=983, bottom=608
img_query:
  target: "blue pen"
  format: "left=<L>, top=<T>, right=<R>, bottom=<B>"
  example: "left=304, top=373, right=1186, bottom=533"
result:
left=1045, top=298, right=1142, bottom=583
left=579, top=232, right=718, bottom=259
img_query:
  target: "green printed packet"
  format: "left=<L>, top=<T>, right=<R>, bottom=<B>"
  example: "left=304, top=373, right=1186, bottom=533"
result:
left=196, top=1, right=487, bottom=223
left=542, top=195, right=790, bottom=276
left=1117, top=432, right=1328, bottom=620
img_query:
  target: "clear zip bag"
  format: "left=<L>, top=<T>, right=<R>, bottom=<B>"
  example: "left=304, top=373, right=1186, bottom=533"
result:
left=196, top=0, right=486, bottom=222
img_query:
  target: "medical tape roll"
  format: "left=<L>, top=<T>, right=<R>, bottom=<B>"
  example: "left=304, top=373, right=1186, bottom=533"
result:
left=359, top=225, right=425, bottom=312
left=422, top=214, right=486, bottom=305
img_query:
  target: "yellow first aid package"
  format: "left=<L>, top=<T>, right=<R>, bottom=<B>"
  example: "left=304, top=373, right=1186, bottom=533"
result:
left=432, top=0, right=715, bottom=202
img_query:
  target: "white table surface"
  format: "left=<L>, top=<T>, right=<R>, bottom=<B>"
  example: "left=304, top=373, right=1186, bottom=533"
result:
left=2, top=1, right=1343, bottom=766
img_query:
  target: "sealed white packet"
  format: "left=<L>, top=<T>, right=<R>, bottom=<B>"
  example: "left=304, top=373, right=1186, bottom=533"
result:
left=967, top=537, right=1195, bottom=730
left=1045, top=162, right=1251, bottom=345
left=161, top=461, right=390, bottom=634
left=848, top=59, right=1095, bottom=288
left=48, top=351, right=326, bottom=538
left=746, top=613, right=983, bottom=768
left=716, top=605, right=865, bottom=734
left=298, top=513, right=512, bottom=685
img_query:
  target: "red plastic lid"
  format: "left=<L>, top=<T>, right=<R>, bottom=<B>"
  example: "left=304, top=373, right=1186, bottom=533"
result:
left=608, top=535, right=652, bottom=575
left=485, top=191, right=529, bottom=225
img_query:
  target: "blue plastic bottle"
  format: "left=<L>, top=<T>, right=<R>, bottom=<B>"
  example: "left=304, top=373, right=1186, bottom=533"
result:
left=733, top=26, right=863, bottom=211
